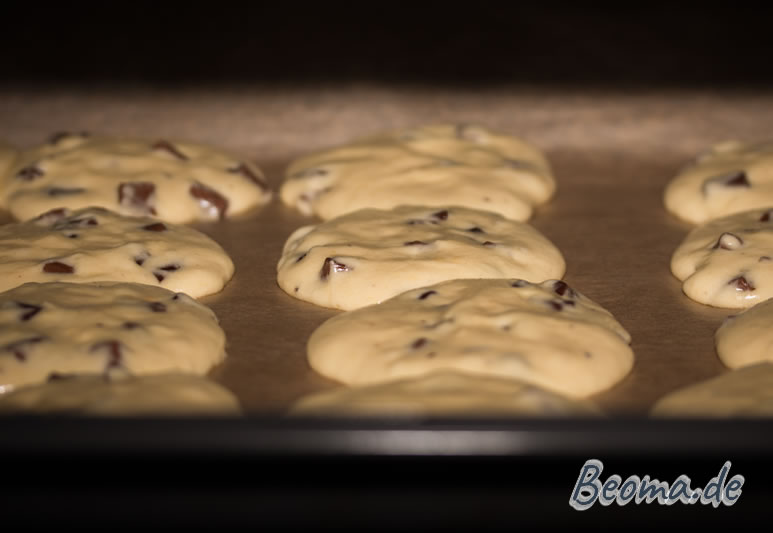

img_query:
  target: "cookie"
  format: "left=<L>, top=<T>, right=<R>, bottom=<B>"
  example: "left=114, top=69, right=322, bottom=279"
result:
left=289, top=371, right=601, bottom=418
left=670, top=208, right=773, bottom=308
left=0, top=373, right=241, bottom=416
left=280, top=123, right=555, bottom=222
left=664, top=140, right=773, bottom=224
left=0, top=206, right=234, bottom=298
left=276, top=205, right=566, bottom=310
left=306, top=279, right=633, bottom=397
left=1, top=133, right=271, bottom=222
left=0, top=282, right=226, bottom=391
left=715, top=297, right=773, bottom=368
left=0, top=140, right=17, bottom=196
left=650, top=363, right=773, bottom=417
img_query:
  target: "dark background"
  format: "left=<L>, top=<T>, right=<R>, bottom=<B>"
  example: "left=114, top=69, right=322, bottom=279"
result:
left=3, top=3, right=773, bottom=87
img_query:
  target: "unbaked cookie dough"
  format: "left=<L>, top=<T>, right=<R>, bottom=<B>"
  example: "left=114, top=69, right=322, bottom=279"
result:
left=650, top=363, right=773, bottom=417
left=0, top=282, right=227, bottom=391
left=0, top=373, right=241, bottom=416
left=289, top=371, right=601, bottom=418
left=664, top=140, right=773, bottom=224
left=0, top=207, right=235, bottom=298
left=670, top=208, right=773, bottom=308
left=280, top=123, right=555, bottom=222
left=306, top=279, right=633, bottom=397
left=1, top=133, right=271, bottom=222
left=276, top=205, right=566, bottom=310
left=0, top=140, right=17, bottom=196
left=715, top=297, right=773, bottom=368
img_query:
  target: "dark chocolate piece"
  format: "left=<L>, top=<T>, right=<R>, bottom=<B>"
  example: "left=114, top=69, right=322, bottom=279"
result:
left=148, top=302, right=167, bottom=313
left=229, top=163, right=268, bottom=191
left=411, top=338, right=428, bottom=349
left=43, top=261, right=74, bottom=274
left=152, top=140, right=188, bottom=160
left=431, top=210, right=449, bottom=220
left=320, top=257, right=351, bottom=280
left=142, top=222, right=167, bottom=232
left=16, top=302, right=42, bottom=321
left=90, top=340, right=123, bottom=370
left=702, top=170, right=750, bottom=193
left=16, top=165, right=44, bottom=181
left=418, top=290, right=437, bottom=300
left=553, top=280, right=576, bottom=298
left=404, top=240, right=427, bottom=246
left=729, top=276, right=755, bottom=291
left=466, top=227, right=484, bottom=233
left=5, top=336, right=46, bottom=362
left=190, top=182, right=228, bottom=219
left=118, top=182, right=157, bottom=215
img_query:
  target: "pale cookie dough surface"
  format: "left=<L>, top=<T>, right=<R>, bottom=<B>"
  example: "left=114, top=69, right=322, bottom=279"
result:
left=0, top=282, right=226, bottom=391
left=0, top=373, right=241, bottom=416
left=289, top=371, right=601, bottom=418
left=671, top=208, right=773, bottom=308
left=0, top=207, right=234, bottom=298
left=1, top=133, right=271, bottom=222
left=715, top=297, right=773, bottom=368
left=276, top=206, right=566, bottom=310
left=664, top=140, right=773, bottom=224
left=307, top=279, right=633, bottom=397
left=281, top=123, right=555, bottom=222
left=651, top=363, right=773, bottom=417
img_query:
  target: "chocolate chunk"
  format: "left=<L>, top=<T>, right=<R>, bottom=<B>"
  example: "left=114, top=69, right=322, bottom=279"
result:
left=553, top=280, right=577, bottom=298
left=47, top=187, right=85, bottom=197
left=713, top=232, right=744, bottom=250
left=16, top=165, right=44, bottom=181
left=66, top=234, right=78, bottom=239
left=134, top=252, right=149, bottom=266
left=43, top=261, right=74, bottom=274
left=511, top=280, right=529, bottom=288
left=142, top=222, right=167, bottom=232
left=296, top=253, right=307, bottom=263
left=118, top=182, right=157, bottom=215
left=190, top=182, right=228, bottom=220
left=729, top=276, right=755, bottom=291
left=482, top=241, right=495, bottom=246
left=90, top=340, right=123, bottom=370
left=320, top=257, right=351, bottom=280
left=760, top=256, right=772, bottom=262
left=466, top=227, right=484, bottom=233
left=291, top=167, right=329, bottom=179
left=172, top=294, right=180, bottom=300
left=5, top=336, right=45, bottom=362
left=16, top=302, right=42, bottom=321
left=702, top=170, right=750, bottom=193
left=152, top=140, right=188, bottom=160
left=122, top=322, right=141, bottom=330
left=404, top=240, right=427, bottom=246
left=229, top=163, right=268, bottom=191
left=62, top=216, right=98, bottom=228
left=411, top=338, right=428, bottom=349
left=760, top=210, right=772, bottom=222
left=148, top=302, right=167, bottom=313
left=418, top=290, right=437, bottom=300
left=406, top=219, right=438, bottom=226
left=159, top=264, right=180, bottom=272
left=154, top=273, right=165, bottom=282
left=431, top=210, right=449, bottom=220
left=33, top=208, right=69, bottom=224
left=547, top=300, right=565, bottom=311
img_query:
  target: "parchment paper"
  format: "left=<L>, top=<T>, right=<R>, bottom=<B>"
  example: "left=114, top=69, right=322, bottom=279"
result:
left=2, top=84, right=771, bottom=415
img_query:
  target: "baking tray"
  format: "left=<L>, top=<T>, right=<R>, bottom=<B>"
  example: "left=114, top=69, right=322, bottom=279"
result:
left=2, top=86, right=773, bottom=527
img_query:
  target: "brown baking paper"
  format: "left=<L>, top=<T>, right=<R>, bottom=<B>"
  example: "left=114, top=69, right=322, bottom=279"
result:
left=2, top=84, right=770, bottom=415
